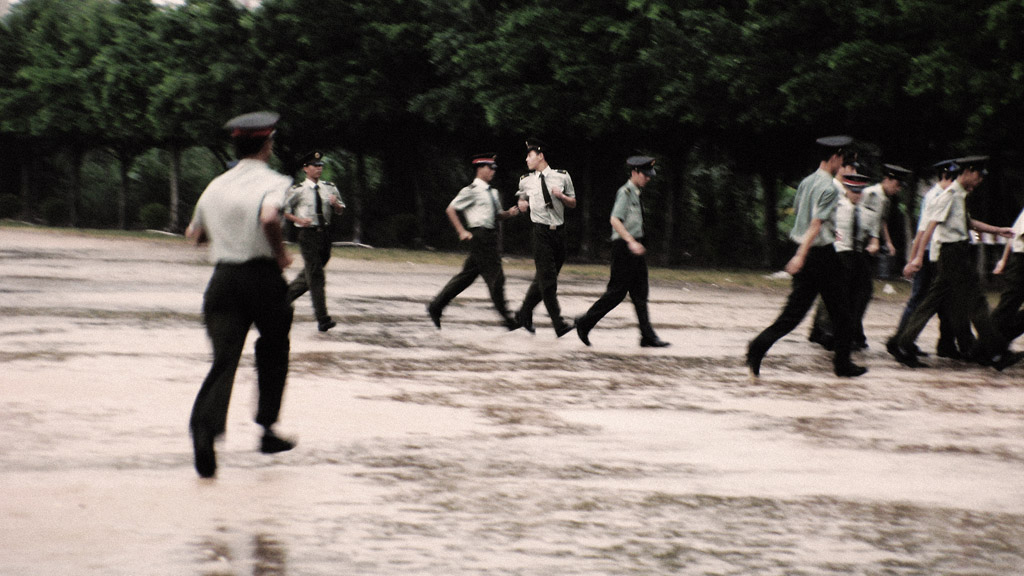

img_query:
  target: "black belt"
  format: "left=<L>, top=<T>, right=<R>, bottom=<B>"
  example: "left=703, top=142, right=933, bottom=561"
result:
left=534, top=223, right=563, bottom=231
left=215, top=257, right=277, bottom=270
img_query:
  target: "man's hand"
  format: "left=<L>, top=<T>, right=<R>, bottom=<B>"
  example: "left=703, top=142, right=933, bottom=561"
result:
left=627, top=239, right=646, bottom=256
left=903, top=258, right=922, bottom=280
left=994, top=259, right=1007, bottom=275
left=784, top=253, right=805, bottom=276
left=459, top=230, right=473, bottom=241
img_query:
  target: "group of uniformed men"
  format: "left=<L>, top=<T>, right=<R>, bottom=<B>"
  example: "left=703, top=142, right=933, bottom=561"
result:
left=427, top=139, right=670, bottom=349
left=746, top=135, right=1024, bottom=379
left=184, top=114, right=1024, bottom=478
left=184, top=113, right=669, bottom=477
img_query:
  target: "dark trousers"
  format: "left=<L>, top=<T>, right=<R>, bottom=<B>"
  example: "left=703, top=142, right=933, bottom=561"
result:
left=576, top=239, right=657, bottom=340
left=430, top=227, right=511, bottom=319
left=810, top=250, right=872, bottom=346
left=520, top=224, right=570, bottom=331
left=750, top=244, right=854, bottom=368
left=287, top=227, right=332, bottom=321
left=893, top=251, right=958, bottom=352
left=991, top=252, right=1024, bottom=342
left=897, top=241, right=1004, bottom=358
left=191, top=259, right=293, bottom=438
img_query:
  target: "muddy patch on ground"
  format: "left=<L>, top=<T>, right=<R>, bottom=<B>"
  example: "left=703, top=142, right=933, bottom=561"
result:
left=2, top=227, right=1023, bottom=575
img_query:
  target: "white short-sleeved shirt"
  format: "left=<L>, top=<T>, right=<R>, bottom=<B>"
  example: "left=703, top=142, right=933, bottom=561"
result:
left=833, top=195, right=867, bottom=253
left=858, top=183, right=888, bottom=239
left=449, top=178, right=501, bottom=229
left=1010, top=207, right=1024, bottom=254
left=517, top=166, right=575, bottom=227
left=284, top=179, right=344, bottom=228
left=918, top=183, right=946, bottom=261
left=929, top=180, right=971, bottom=246
left=190, top=159, right=292, bottom=263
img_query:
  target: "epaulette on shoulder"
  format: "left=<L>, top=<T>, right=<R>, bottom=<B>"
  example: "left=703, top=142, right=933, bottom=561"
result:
left=289, top=183, right=303, bottom=189
left=555, top=169, right=568, bottom=174
left=520, top=173, right=530, bottom=180
left=322, top=180, right=336, bottom=187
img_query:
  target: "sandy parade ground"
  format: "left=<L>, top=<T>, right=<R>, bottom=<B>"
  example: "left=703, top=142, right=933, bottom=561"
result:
left=1, top=225, right=1023, bottom=575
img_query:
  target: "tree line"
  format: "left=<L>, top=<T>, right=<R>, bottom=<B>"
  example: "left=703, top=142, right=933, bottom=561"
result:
left=1, top=0, right=1022, bottom=267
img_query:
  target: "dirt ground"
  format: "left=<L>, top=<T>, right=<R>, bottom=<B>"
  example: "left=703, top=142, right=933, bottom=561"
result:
left=2, top=226, right=1023, bottom=576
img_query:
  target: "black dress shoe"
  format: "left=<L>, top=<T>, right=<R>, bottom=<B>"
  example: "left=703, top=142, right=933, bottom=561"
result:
left=808, top=330, right=835, bottom=350
left=577, top=323, right=592, bottom=346
left=887, top=338, right=927, bottom=368
left=746, top=342, right=763, bottom=378
left=426, top=304, right=441, bottom=329
left=935, top=345, right=962, bottom=360
left=555, top=320, right=575, bottom=338
left=640, top=337, right=670, bottom=348
left=992, top=351, right=1024, bottom=371
left=318, top=318, right=337, bottom=332
left=260, top=430, right=296, bottom=454
left=192, top=427, right=216, bottom=478
left=834, top=362, right=868, bottom=377
left=502, top=314, right=519, bottom=331
left=514, top=310, right=534, bottom=334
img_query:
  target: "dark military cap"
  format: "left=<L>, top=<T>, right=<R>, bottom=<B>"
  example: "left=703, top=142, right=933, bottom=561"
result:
left=841, top=173, right=871, bottom=193
left=471, top=153, right=498, bottom=168
left=932, top=158, right=960, bottom=177
left=224, top=111, right=279, bottom=139
left=525, top=138, right=548, bottom=154
left=956, top=155, right=989, bottom=175
left=300, top=151, right=325, bottom=166
left=627, top=155, right=657, bottom=177
left=882, top=163, right=913, bottom=180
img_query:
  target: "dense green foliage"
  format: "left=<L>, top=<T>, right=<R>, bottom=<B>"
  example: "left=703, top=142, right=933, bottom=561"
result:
left=1, top=0, right=1022, bottom=267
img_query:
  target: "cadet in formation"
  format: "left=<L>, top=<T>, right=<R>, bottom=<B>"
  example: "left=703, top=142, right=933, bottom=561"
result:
left=185, top=111, right=297, bottom=478
left=991, top=202, right=1024, bottom=345
left=284, top=151, right=345, bottom=332
left=888, top=159, right=961, bottom=358
left=747, top=136, right=867, bottom=378
left=575, top=155, right=670, bottom=348
left=427, top=153, right=522, bottom=330
left=514, top=139, right=577, bottom=337
left=889, top=156, right=1019, bottom=370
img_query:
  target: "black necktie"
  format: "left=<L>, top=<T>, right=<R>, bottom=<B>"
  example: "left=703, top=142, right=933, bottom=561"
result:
left=314, top=184, right=325, bottom=227
left=852, top=204, right=860, bottom=251
left=539, top=173, right=552, bottom=207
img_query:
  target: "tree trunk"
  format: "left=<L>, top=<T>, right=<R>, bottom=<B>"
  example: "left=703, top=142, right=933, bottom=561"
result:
left=117, top=149, right=130, bottom=230
left=352, top=152, right=365, bottom=244
left=761, top=173, right=778, bottom=268
left=579, top=144, right=593, bottom=260
left=168, top=144, right=182, bottom=232
left=19, top=149, right=31, bottom=221
left=69, top=143, right=84, bottom=228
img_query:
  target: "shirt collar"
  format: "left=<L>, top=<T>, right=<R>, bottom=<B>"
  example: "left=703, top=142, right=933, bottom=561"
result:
left=472, top=177, right=490, bottom=189
left=625, top=180, right=641, bottom=196
left=304, top=178, right=320, bottom=189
